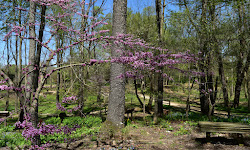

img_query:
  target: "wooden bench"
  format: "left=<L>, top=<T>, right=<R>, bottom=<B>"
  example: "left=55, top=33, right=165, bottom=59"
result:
left=0, top=111, right=9, bottom=118
left=198, top=121, right=250, bottom=141
left=0, top=111, right=9, bottom=126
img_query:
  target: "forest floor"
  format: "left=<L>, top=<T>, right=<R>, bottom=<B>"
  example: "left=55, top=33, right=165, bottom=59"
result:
left=43, top=121, right=250, bottom=150
left=45, top=94, right=250, bottom=150
left=100, top=122, right=250, bottom=150
left=1, top=86, right=250, bottom=150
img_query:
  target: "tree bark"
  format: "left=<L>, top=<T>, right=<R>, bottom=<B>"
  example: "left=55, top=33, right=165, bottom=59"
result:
left=206, top=52, right=214, bottom=111
left=154, top=0, right=164, bottom=123
left=234, top=0, right=249, bottom=108
left=56, top=37, right=61, bottom=103
left=217, top=52, right=229, bottom=107
left=134, top=79, right=144, bottom=108
left=34, top=5, right=46, bottom=92
left=27, top=0, right=39, bottom=145
left=12, top=0, right=19, bottom=113
left=147, top=75, right=153, bottom=111
left=247, top=70, right=250, bottom=111
left=185, top=67, right=191, bottom=118
left=244, top=75, right=248, bottom=99
left=5, top=34, right=10, bottom=113
left=78, top=1, right=87, bottom=116
left=199, top=0, right=209, bottom=115
left=107, top=0, right=127, bottom=127
left=18, top=0, right=24, bottom=122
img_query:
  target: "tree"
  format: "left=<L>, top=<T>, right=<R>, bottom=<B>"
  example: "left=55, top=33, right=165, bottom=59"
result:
left=0, top=0, right=201, bottom=148
left=154, top=0, right=164, bottom=122
left=209, top=0, right=229, bottom=109
left=107, top=0, right=127, bottom=127
left=233, top=0, right=250, bottom=108
left=247, top=69, right=250, bottom=110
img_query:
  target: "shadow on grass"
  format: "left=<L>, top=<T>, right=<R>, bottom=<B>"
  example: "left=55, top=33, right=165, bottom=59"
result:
left=183, top=136, right=250, bottom=150
left=195, top=136, right=250, bottom=146
left=196, top=137, right=240, bottom=145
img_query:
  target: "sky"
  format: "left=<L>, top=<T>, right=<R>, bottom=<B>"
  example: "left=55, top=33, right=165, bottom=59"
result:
left=97, top=0, right=156, bottom=14
left=96, top=0, right=179, bottom=15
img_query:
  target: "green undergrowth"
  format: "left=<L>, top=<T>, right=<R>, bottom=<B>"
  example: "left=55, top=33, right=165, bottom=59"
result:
left=0, top=116, right=102, bottom=148
left=0, top=125, right=30, bottom=148
left=215, top=104, right=250, bottom=115
left=41, top=116, right=102, bottom=144
left=163, top=110, right=250, bottom=125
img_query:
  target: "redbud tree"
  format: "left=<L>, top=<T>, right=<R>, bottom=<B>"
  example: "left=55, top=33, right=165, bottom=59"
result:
left=0, top=0, right=200, bottom=149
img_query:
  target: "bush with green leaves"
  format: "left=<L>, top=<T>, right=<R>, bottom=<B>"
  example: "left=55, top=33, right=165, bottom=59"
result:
left=45, top=117, right=61, bottom=125
left=40, top=116, right=102, bottom=144
left=174, top=125, right=191, bottom=136
left=0, top=126, right=30, bottom=148
left=62, top=116, right=102, bottom=128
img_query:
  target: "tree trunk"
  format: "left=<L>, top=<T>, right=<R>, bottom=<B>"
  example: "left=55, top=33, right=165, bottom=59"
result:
left=154, top=0, right=164, bottom=123
left=233, top=0, right=248, bottom=108
left=27, top=1, right=39, bottom=145
left=13, top=0, right=19, bottom=113
left=78, top=66, right=84, bottom=116
left=234, top=63, right=244, bottom=108
left=209, top=0, right=229, bottom=108
left=207, top=53, right=214, bottom=114
left=134, top=79, right=144, bottom=108
left=147, top=75, right=153, bottom=111
left=97, top=76, right=102, bottom=103
left=5, top=35, right=10, bottom=113
left=185, top=68, right=191, bottom=118
left=18, top=1, right=24, bottom=122
left=217, top=52, right=229, bottom=107
left=244, top=75, right=248, bottom=99
left=157, top=71, right=164, bottom=115
left=247, top=71, right=250, bottom=111
left=214, top=77, right=218, bottom=105
left=107, top=0, right=127, bottom=127
left=34, top=5, right=46, bottom=91
left=56, top=37, right=61, bottom=103
left=78, top=1, right=86, bottom=116
left=198, top=0, right=210, bottom=115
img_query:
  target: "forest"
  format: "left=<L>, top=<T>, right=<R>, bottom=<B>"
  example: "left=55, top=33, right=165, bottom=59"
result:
left=0, top=0, right=249, bottom=149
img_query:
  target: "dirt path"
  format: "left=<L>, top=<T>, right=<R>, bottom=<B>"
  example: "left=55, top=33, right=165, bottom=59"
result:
left=139, top=94, right=249, bottom=118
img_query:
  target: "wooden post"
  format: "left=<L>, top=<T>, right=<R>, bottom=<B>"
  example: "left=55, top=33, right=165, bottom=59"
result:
left=206, top=132, right=211, bottom=141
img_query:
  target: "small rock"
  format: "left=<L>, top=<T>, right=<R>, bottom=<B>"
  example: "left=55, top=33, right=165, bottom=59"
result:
left=68, top=140, right=84, bottom=149
left=92, top=144, right=97, bottom=148
left=119, top=144, right=124, bottom=148
left=57, top=143, right=68, bottom=149
left=0, top=147, right=11, bottom=150
left=111, top=140, right=117, bottom=147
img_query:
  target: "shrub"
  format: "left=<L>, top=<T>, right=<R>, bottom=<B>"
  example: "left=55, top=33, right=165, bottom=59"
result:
left=45, top=117, right=61, bottom=125
left=0, top=126, right=30, bottom=148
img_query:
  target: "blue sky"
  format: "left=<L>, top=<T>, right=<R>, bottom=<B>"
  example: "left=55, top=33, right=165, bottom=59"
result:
left=96, top=0, right=178, bottom=15
left=96, top=0, right=155, bottom=14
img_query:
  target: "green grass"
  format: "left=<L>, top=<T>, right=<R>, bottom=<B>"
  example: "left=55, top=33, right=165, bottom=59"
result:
left=0, top=125, right=31, bottom=148
left=215, top=104, right=250, bottom=115
left=39, top=94, right=59, bottom=115
left=240, top=97, right=248, bottom=102
left=162, top=111, right=250, bottom=125
left=174, top=125, right=191, bottom=136
left=42, top=116, right=102, bottom=144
